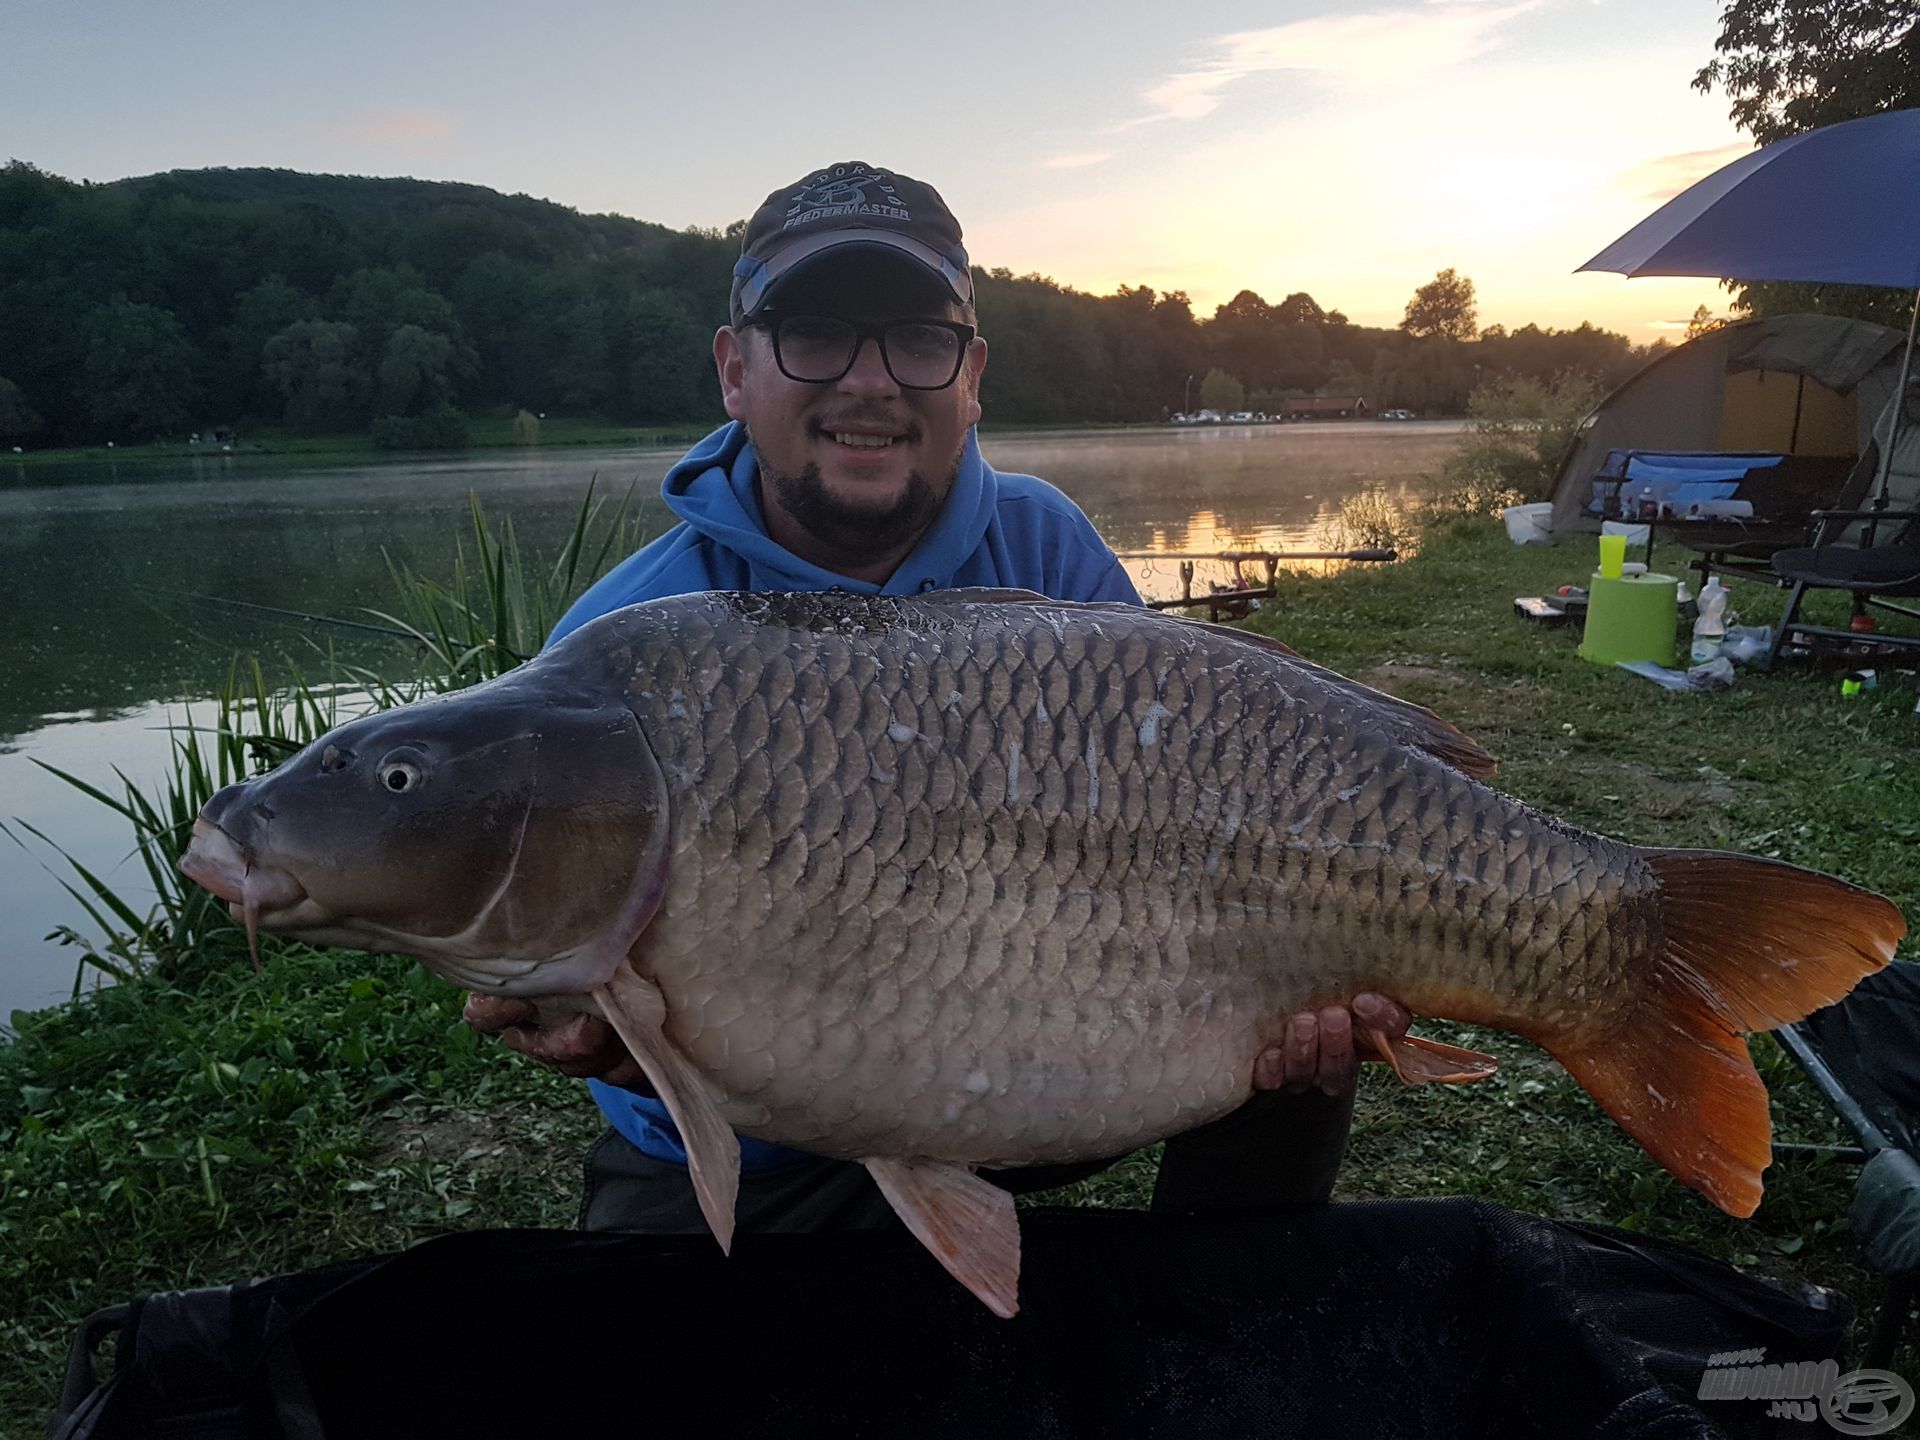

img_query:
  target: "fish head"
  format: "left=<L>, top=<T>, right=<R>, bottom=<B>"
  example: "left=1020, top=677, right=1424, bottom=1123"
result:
left=179, top=674, right=669, bottom=996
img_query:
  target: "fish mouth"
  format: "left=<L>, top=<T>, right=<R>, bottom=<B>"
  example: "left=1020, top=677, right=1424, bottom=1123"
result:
left=180, top=818, right=311, bottom=968
left=180, top=818, right=251, bottom=902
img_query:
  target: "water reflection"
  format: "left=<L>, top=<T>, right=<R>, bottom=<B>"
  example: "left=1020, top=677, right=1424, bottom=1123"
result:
left=0, top=422, right=1462, bottom=1016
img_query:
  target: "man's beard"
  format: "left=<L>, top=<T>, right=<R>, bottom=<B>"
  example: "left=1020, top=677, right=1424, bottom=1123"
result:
left=756, top=446, right=955, bottom=567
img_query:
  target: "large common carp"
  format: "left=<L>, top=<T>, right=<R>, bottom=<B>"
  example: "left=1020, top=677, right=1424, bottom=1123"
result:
left=181, top=591, right=1904, bottom=1316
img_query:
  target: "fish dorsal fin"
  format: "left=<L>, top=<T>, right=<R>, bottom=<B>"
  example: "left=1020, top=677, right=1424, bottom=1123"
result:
left=1171, top=615, right=1496, bottom=780
left=864, top=1157, right=1022, bottom=1318
left=593, top=965, right=740, bottom=1253
left=914, top=586, right=1052, bottom=604
left=917, top=592, right=1496, bottom=781
left=1295, top=661, right=1497, bottom=781
left=915, top=586, right=1149, bottom=620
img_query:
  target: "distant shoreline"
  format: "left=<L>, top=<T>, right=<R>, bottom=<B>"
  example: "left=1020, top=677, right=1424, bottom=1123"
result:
left=5, top=413, right=1465, bottom=471
left=2, top=416, right=718, bottom=468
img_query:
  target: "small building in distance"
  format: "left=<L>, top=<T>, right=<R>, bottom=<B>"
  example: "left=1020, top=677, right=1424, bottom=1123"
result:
left=1283, top=396, right=1370, bottom=421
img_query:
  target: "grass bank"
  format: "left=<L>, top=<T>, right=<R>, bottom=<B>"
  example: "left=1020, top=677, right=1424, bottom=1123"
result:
left=4, top=518, right=1918, bottom=1431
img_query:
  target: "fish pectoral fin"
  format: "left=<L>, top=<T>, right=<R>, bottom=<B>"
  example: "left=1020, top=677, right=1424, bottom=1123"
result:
left=1358, top=1027, right=1500, bottom=1085
left=864, top=1158, right=1022, bottom=1320
left=592, top=966, right=740, bottom=1255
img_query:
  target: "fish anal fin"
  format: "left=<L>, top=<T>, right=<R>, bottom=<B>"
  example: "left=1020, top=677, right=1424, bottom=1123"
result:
left=1357, top=1027, right=1499, bottom=1084
left=1543, top=850, right=1902, bottom=1219
left=592, top=966, right=740, bottom=1254
left=865, top=1157, right=1022, bottom=1319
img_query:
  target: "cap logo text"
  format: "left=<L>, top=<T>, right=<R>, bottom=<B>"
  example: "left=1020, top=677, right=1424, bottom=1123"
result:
left=784, top=164, right=911, bottom=231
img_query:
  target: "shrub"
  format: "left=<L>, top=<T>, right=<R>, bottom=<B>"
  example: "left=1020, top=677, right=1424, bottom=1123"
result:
left=1318, top=485, right=1411, bottom=554
left=1426, top=370, right=1604, bottom=519
left=371, top=404, right=469, bottom=451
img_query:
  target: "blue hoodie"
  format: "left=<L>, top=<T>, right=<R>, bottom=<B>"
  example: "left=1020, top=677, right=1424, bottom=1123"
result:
left=550, top=421, right=1141, bottom=1170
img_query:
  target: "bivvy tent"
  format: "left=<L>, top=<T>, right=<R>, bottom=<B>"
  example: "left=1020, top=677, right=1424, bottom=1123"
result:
left=1545, top=314, right=1906, bottom=535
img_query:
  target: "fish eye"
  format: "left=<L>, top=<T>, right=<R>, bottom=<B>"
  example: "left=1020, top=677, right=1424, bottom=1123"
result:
left=377, top=757, right=424, bottom=794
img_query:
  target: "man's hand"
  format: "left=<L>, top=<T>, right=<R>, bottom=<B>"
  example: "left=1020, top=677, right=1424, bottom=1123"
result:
left=461, top=993, right=654, bottom=1093
left=1253, top=994, right=1412, bottom=1097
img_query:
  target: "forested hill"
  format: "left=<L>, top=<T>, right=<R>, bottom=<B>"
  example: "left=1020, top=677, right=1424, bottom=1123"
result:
left=0, top=160, right=1652, bottom=447
left=110, top=166, right=683, bottom=241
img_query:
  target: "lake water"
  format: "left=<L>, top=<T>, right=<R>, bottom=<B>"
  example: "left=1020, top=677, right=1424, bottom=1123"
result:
left=0, top=420, right=1463, bottom=1019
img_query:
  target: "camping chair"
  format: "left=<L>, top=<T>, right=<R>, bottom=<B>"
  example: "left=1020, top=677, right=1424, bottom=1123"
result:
left=1761, top=504, right=1920, bottom=667
left=1590, top=449, right=1852, bottom=588
left=1774, top=962, right=1920, bottom=1369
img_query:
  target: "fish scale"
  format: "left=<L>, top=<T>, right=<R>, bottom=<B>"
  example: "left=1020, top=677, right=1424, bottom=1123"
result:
left=612, top=595, right=1603, bottom=1164
left=182, top=588, right=1905, bottom=1313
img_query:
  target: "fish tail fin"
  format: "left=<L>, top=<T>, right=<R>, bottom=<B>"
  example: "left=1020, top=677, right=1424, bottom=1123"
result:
left=1544, top=850, right=1903, bottom=1218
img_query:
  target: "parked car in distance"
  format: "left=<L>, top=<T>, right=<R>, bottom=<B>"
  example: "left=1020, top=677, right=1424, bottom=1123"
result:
left=1379, top=408, right=1416, bottom=421
left=1226, top=411, right=1254, bottom=424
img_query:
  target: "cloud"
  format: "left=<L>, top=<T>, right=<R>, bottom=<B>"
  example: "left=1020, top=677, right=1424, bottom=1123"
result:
left=1123, top=2, right=1536, bottom=128
left=1042, top=152, right=1114, bottom=170
left=1611, top=142, right=1753, bottom=199
left=341, top=106, right=456, bottom=145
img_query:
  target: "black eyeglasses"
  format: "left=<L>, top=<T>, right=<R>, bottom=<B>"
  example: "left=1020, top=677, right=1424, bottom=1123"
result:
left=747, top=314, right=977, bottom=391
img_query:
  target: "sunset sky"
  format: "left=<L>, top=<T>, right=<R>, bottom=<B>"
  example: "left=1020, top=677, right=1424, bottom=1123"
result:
left=5, top=0, right=1749, bottom=338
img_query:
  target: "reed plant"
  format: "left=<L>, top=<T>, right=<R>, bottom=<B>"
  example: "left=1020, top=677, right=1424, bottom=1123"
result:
left=376, top=478, right=656, bottom=689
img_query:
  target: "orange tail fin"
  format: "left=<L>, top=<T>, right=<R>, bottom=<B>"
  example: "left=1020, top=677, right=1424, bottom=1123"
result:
left=1544, top=850, right=1904, bottom=1217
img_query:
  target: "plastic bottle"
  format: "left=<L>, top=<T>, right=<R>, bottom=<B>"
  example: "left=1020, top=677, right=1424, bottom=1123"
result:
left=1691, top=577, right=1729, bottom=663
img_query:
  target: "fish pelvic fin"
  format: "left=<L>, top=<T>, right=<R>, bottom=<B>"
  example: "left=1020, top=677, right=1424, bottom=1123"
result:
left=864, top=1158, right=1022, bottom=1319
left=1549, top=850, right=1904, bottom=1218
left=592, top=966, right=741, bottom=1254
left=1358, top=1028, right=1500, bottom=1084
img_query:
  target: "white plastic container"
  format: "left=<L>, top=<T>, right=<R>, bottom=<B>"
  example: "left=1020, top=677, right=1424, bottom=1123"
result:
left=1691, top=578, right=1729, bottom=663
left=1503, top=502, right=1553, bottom=545
left=1601, top=519, right=1652, bottom=547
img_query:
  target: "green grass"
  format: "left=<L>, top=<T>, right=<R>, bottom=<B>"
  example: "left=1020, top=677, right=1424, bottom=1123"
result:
left=5, top=515, right=1919, bottom=1431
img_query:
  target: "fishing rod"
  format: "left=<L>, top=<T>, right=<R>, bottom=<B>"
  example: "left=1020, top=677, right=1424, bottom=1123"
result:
left=141, top=588, right=419, bottom=640
left=1114, top=547, right=1399, bottom=618
left=1111, top=548, right=1398, bottom=562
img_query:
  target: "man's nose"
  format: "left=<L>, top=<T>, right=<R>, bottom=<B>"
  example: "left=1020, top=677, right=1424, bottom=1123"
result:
left=837, top=335, right=899, bottom=395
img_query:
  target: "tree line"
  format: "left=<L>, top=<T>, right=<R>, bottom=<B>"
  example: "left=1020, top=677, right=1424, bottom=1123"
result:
left=0, top=161, right=1659, bottom=448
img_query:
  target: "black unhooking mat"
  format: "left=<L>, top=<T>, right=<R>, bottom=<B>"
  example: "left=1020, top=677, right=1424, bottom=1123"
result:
left=53, top=1199, right=1850, bottom=1440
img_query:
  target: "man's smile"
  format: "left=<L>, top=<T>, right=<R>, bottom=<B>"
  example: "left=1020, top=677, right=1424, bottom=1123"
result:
left=811, top=416, right=917, bottom=462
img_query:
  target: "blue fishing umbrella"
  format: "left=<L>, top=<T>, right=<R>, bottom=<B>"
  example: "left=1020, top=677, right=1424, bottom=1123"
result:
left=1580, top=107, right=1920, bottom=500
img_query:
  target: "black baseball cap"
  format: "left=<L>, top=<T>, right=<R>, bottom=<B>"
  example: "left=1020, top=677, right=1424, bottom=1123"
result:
left=729, top=161, right=974, bottom=325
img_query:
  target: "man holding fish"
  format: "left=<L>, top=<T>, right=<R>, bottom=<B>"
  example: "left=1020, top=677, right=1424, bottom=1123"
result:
left=460, top=161, right=1414, bottom=1234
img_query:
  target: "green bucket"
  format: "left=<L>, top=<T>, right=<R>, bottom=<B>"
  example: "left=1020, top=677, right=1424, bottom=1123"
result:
left=1578, top=572, right=1678, bottom=666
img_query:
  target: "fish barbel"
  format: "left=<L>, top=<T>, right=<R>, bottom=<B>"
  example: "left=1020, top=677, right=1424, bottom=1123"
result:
left=180, top=590, right=1905, bottom=1316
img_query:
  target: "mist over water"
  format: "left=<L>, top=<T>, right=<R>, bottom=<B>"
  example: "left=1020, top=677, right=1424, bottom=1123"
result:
left=0, top=421, right=1461, bottom=1017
